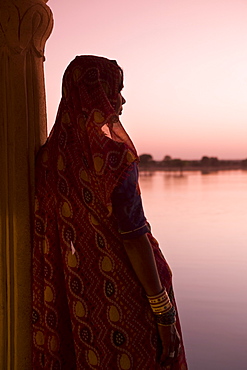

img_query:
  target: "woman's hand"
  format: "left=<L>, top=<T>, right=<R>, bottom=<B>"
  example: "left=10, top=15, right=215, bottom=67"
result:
left=158, top=323, right=181, bottom=367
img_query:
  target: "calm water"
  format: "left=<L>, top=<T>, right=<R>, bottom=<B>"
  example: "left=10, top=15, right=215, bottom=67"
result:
left=139, top=170, right=247, bottom=370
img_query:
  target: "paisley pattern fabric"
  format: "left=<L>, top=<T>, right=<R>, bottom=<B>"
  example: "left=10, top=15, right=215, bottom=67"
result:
left=32, top=55, right=187, bottom=369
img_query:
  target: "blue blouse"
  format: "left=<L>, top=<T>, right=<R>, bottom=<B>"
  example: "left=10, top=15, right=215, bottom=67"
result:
left=112, top=163, right=149, bottom=240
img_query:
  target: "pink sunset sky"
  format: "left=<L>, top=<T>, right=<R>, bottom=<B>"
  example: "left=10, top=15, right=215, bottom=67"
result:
left=44, top=0, right=247, bottom=160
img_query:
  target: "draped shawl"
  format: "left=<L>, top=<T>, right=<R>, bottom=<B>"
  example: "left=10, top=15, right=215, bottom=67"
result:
left=32, top=55, right=187, bottom=370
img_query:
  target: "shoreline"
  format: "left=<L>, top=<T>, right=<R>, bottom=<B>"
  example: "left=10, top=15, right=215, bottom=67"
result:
left=139, top=166, right=246, bottom=172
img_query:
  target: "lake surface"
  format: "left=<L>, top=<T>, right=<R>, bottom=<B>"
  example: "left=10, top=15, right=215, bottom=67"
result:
left=139, top=170, right=247, bottom=370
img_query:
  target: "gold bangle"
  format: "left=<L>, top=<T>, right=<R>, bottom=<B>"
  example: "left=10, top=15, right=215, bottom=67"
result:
left=147, top=289, right=169, bottom=302
left=147, top=288, right=173, bottom=316
left=147, top=289, right=166, bottom=300
left=150, top=301, right=172, bottom=309
left=149, top=297, right=170, bottom=307
left=149, top=297, right=170, bottom=305
left=147, top=289, right=171, bottom=304
left=152, top=305, right=173, bottom=314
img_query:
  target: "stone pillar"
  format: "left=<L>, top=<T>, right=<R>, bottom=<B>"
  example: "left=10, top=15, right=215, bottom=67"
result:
left=0, top=1, right=53, bottom=368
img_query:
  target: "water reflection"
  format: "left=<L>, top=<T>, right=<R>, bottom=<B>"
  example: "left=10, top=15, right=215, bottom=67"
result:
left=139, top=170, right=247, bottom=370
left=163, top=173, right=189, bottom=190
left=139, top=171, right=155, bottom=191
left=139, top=170, right=155, bottom=177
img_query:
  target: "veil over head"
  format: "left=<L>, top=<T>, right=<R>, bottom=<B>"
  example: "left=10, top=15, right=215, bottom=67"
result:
left=46, top=55, right=138, bottom=211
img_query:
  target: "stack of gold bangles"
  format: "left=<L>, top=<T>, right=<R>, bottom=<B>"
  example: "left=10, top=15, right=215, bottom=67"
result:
left=147, top=288, right=176, bottom=326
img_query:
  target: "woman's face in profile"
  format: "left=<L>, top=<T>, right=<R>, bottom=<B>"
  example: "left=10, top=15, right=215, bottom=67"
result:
left=115, top=93, right=126, bottom=115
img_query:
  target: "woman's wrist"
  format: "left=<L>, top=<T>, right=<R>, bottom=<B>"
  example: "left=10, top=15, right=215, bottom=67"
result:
left=146, top=288, right=176, bottom=326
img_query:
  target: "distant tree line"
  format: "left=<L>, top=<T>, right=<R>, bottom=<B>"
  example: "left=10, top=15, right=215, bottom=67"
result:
left=139, top=154, right=247, bottom=172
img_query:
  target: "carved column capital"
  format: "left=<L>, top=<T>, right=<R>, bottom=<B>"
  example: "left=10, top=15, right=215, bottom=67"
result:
left=0, top=0, right=53, bottom=57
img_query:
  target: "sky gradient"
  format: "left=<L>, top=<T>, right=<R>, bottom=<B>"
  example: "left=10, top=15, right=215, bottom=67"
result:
left=44, top=0, right=247, bottom=160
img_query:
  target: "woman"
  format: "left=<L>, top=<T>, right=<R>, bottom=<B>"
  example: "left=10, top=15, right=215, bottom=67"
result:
left=32, top=55, right=188, bottom=369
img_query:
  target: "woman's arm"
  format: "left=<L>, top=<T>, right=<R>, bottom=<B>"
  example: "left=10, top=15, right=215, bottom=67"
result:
left=112, top=164, right=180, bottom=364
left=123, top=233, right=181, bottom=367
left=123, top=233, right=163, bottom=296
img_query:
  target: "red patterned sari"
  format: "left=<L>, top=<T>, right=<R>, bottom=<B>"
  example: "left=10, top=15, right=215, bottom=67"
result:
left=32, top=55, right=187, bottom=369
